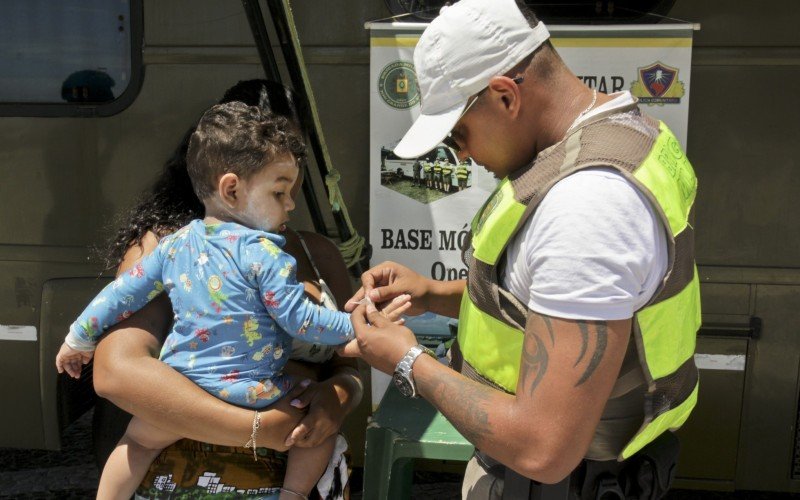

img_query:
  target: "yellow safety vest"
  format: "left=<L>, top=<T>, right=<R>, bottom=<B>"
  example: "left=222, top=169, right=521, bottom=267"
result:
left=457, top=106, right=700, bottom=460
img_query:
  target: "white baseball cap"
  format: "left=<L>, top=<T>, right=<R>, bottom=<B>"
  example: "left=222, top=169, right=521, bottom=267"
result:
left=393, top=0, right=550, bottom=159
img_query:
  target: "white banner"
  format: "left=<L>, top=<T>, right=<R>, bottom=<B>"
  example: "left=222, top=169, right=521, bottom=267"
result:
left=367, top=22, right=694, bottom=405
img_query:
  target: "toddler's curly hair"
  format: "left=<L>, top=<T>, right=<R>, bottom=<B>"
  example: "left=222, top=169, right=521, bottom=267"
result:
left=186, top=101, right=306, bottom=200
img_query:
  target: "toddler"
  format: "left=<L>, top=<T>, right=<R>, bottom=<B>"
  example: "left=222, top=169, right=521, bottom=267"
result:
left=56, top=102, right=407, bottom=500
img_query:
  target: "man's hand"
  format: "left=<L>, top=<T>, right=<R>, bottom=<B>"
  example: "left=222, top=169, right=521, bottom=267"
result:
left=345, top=261, right=430, bottom=316
left=338, top=303, right=418, bottom=374
left=55, top=342, right=94, bottom=379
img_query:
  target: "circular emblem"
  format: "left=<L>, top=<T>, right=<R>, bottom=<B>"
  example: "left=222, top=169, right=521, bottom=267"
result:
left=378, top=61, right=420, bottom=109
left=208, top=275, right=222, bottom=291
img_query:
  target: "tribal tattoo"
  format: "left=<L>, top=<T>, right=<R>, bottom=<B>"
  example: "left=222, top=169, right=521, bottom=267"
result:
left=520, top=315, right=610, bottom=396
left=519, top=315, right=554, bottom=397
left=574, top=320, right=608, bottom=386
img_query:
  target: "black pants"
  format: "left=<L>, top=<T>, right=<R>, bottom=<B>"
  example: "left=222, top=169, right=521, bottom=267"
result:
left=479, top=432, right=680, bottom=500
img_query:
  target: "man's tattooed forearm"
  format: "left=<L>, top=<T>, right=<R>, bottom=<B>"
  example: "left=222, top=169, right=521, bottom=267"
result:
left=428, top=377, right=494, bottom=444
left=574, top=320, right=608, bottom=386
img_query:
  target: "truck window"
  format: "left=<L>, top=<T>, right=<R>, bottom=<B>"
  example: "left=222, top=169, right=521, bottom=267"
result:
left=0, top=0, right=143, bottom=117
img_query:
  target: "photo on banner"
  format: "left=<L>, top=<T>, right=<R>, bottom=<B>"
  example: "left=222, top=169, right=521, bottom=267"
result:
left=366, top=21, right=695, bottom=405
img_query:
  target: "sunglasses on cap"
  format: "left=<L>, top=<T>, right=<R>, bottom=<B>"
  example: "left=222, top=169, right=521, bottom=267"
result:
left=442, top=76, right=524, bottom=154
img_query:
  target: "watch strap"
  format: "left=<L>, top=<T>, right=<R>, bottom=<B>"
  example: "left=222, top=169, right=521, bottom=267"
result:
left=394, top=344, right=436, bottom=398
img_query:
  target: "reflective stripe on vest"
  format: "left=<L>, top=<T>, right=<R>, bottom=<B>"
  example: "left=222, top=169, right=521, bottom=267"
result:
left=457, top=114, right=700, bottom=461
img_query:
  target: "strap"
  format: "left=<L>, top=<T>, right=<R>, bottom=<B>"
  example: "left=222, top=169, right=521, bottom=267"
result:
left=608, top=367, right=647, bottom=399
left=295, top=231, right=324, bottom=281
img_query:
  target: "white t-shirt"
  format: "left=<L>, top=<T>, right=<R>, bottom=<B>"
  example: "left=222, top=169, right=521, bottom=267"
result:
left=502, top=92, right=668, bottom=321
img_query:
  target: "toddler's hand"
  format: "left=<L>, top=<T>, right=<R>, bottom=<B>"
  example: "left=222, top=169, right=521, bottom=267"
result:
left=379, top=294, right=412, bottom=325
left=55, top=342, right=94, bottom=379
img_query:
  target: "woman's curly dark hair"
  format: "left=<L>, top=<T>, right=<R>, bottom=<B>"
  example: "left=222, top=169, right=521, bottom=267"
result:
left=102, top=80, right=302, bottom=270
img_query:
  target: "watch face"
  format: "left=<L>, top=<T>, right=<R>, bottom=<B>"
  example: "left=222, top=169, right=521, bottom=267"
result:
left=393, top=372, right=414, bottom=397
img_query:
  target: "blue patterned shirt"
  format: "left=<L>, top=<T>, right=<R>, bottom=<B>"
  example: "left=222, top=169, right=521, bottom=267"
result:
left=67, top=220, right=354, bottom=408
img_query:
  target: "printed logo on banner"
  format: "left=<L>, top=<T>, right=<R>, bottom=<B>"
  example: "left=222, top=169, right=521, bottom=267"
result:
left=630, top=61, right=685, bottom=105
left=378, top=61, right=420, bottom=109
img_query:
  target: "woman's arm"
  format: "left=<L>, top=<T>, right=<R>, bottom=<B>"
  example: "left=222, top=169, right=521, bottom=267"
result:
left=293, top=229, right=363, bottom=407
left=295, top=230, right=354, bottom=308
left=92, top=232, right=305, bottom=451
left=280, top=230, right=365, bottom=447
left=289, top=228, right=363, bottom=400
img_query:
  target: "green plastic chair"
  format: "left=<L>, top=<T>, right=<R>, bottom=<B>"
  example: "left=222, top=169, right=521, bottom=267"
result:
left=363, top=383, right=475, bottom=499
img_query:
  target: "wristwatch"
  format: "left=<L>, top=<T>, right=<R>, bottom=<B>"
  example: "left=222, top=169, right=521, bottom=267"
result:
left=392, top=344, right=435, bottom=398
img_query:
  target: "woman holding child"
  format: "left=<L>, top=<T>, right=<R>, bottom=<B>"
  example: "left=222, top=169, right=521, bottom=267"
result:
left=63, top=80, right=373, bottom=499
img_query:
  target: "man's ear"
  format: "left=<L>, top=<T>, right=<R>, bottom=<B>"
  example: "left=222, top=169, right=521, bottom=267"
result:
left=488, top=76, right=521, bottom=119
left=218, top=173, right=241, bottom=208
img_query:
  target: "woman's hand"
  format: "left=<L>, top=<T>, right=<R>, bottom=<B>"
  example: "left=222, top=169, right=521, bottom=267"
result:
left=283, top=372, right=362, bottom=449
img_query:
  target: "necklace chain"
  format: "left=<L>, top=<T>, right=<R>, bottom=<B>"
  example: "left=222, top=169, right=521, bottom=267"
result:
left=567, top=89, right=598, bottom=133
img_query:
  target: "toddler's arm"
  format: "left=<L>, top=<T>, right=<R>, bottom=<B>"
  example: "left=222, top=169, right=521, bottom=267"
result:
left=254, top=237, right=354, bottom=345
left=65, top=240, right=169, bottom=351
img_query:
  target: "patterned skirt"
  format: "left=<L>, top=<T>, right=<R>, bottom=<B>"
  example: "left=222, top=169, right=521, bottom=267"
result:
left=134, top=439, right=349, bottom=500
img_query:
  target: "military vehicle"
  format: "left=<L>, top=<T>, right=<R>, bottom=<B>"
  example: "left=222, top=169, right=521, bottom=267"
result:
left=1, top=0, right=799, bottom=494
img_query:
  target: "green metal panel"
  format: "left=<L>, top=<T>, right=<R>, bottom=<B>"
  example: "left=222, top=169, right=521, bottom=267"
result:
left=672, top=280, right=751, bottom=489
left=692, top=269, right=800, bottom=492
left=736, top=284, right=800, bottom=492
left=365, top=384, right=474, bottom=499
left=368, top=382, right=474, bottom=460
left=674, top=337, right=747, bottom=489
left=690, top=65, right=800, bottom=268
left=145, top=2, right=254, bottom=46
left=0, top=4, right=797, bottom=497
left=697, top=283, right=750, bottom=316
left=0, top=258, right=100, bottom=449
left=670, top=0, right=800, bottom=47
left=39, top=278, right=112, bottom=449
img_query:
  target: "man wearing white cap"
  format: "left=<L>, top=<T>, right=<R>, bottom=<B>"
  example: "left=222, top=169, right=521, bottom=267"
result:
left=343, top=0, right=700, bottom=498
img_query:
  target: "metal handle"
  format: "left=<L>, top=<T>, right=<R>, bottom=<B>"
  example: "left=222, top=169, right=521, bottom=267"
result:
left=698, top=316, right=761, bottom=339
